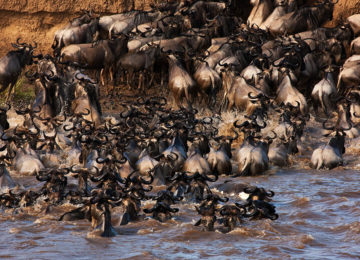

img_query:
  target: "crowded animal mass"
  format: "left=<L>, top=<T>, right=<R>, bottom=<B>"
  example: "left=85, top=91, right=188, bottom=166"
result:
left=0, top=0, right=360, bottom=258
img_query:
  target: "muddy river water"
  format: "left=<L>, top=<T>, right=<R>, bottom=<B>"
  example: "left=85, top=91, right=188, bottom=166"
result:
left=1, top=117, right=360, bottom=259
left=1, top=169, right=360, bottom=259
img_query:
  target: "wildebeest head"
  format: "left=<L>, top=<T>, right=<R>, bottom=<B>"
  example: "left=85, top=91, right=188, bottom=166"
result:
left=108, top=34, right=130, bottom=59
left=69, top=10, right=96, bottom=27
left=0, top=163, right=16, bottom=190
left=29, top=71, right=67, bottom=118
left=0, top=104, right=10, bottom=131
left=36, top=55, right=58, bottom=76
left=11, top=38, right=38, bottom=66
left=72, top=73, right=102, bottom=126
left=329, top=131, right=346, bottom=154
left=243, top=186, right=275, bottom=202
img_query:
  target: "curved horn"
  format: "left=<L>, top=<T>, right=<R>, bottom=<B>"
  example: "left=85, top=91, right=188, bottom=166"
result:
left=266, top=190, right=275, bottom=197
left=70, top=165, right=82, bottom=173
left=96, top=157, right=110, bottom=164
left=267, top=131, right=277, bottom=140
left=233, top=120, right=250, bottom=128
left=90, top=168, right=108, bottom=182
left=16, top=38, right=26, bottom=46
left=220, top=207, right=228, bottom=216
left=248, top=92, right=263, bottom=100
left=340, top=121, right=352, bottom=131
left=202, top=173, right=218, bottom=182
left=140, top=171, right=154, bottom=185
left=143, top=208, right=155, bottom=213
left=15, top=108, right=30, bottom=115
left=63, top=124, right=75, bottom=131
left=167, top=152, right=179, bottom=161
left=353, top=112, right=360, bottom=118
left=77, top=109, right=90, bottom=117
left=226, top=129, right=239, bottom=142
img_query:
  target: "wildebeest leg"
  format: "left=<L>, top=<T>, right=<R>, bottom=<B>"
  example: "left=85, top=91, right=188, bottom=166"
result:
left=186, top=99, right=193, bottom=111
left=313, top=100, right=319, bottom=115
left=100, top=68, right=105, bottom=87
left=119, top=212, right=131, bottom=225
left=121, top=70, right=126, bottom=86
left=160, top=72, right=164, bottom=88
left=96, top=70, right=101, bottom=86
left=322, top=93, right=333, bottom=117
left=125, top=71, right=129, bottom=88
left=0, top=83, right=8, bottom=94
left=127, top=71, right=133, bottom=89
left=109, top=66, right=114, bottom=84
left=220, top=91, right=227, bottom=112
left=6, top=81, right=16, bottom=103
left=138, top=72, right=143, bottom=91
left=184, top=87, right=193, bottom=111
left=101, top=207, right=117, bottom=237
left=109, top=66, right=117, bottom=96
left=105, top=66, right=113, bottom=95
left=227, top=97, right=234, bottom=111
left=148, top=69, right=155, bottom=88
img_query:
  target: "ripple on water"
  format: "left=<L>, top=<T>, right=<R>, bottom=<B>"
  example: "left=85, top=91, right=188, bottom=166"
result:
left=291, top=197, right=310, bottom=207
left=1, top=168, right=360, bottom=258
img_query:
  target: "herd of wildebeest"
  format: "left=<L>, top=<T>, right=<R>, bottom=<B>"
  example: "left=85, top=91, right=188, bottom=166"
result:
left=0, top=0, right=360, bottom=236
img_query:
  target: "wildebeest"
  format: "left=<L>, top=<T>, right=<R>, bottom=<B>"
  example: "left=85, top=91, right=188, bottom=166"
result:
left=310, top=129, right=346, bottom=170
left=266, top=0, right=335, bottom=36
left=0, top=39, right=38, bottom=102
left=247, top=0, right=273, bottom=28
left=0, top=163, right=16, bottom=190
left=25, top=70, right=68, bottom=119
left=350, top=37, right=360, bottom=55
left=347, top=14, right=360, bottom=36
left=71, top=73, right=102, bottom=127
left=108, top=11, right=163, bottom=39
left=116, top=43, right=160, bottom=91
left=167, top=54, right=196, bottom=109
left=312, top=66, right=337, bottom=116
left=275, top=71, right=308, bottom=115
left=234, top=135, right=270, bottom=176
left=60, top=35, right=129, bottom=86
left=337, top=55, right=360, bottom=90
left=52, top=12, right=99, bottom=54
left=183, top=1, right=228, bottom=29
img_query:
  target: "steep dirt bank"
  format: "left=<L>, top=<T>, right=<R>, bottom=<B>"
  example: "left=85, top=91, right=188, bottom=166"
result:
left=0, top=0, right=359, bottom=57
left=0, top=0, right=156, bottom=56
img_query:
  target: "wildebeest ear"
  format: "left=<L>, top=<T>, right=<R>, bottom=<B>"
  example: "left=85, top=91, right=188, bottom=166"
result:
left=11, top=43, right=20, bottom=49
